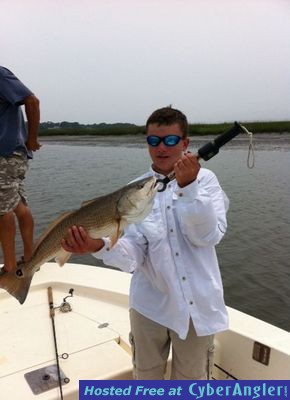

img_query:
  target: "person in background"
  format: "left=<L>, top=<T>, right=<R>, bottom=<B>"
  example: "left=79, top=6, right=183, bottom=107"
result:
left=0, top=66, right=41, bottom=274
left=61, top=106, right=229, bottom=379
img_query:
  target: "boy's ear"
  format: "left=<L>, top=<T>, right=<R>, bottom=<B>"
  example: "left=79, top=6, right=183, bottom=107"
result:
left=182, top=137, right=189, bottom=151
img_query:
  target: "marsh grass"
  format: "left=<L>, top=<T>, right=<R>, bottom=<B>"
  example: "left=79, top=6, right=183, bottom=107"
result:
left=39, top=121, right=290, bottom=136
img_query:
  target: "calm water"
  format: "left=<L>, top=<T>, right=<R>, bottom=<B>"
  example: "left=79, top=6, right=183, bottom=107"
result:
left=2, top=135, right=290, bottom=332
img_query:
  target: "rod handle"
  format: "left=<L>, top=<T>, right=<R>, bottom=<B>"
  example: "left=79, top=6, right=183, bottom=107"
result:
left=214, top=121, right=244, bottom=147
left=198, top=122, right=244, bottom=161
left=48, top=286, right=55, bottom=318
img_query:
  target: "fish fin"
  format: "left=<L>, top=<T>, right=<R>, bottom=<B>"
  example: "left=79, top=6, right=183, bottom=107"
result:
left=55, top=249, right=72, bottom=267
left=81, top=198, right=97, bottom=207
left=33, top=211, right=73, bottom=251
left=109, top=219, right=123, bottom=248
left=0, top=269, right=34, bottom=304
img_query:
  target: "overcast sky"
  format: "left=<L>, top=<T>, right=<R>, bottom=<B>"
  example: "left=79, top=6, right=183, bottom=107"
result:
left=1, top=0, right=289, bottom=124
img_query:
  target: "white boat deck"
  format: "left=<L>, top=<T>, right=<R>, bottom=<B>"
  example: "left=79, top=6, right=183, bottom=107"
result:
left=0, top=263, right=133, bottom=399
left=0, top=262, right=290, bottom=399
left=214, top=307, right=290, bottom=379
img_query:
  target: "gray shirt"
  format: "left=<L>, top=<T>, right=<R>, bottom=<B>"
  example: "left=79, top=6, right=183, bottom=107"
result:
left=0, top=66, right=33, bottom=158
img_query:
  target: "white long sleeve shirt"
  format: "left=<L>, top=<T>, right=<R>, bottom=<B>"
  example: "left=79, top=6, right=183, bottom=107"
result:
left=94, top=167, right=229, bottom=339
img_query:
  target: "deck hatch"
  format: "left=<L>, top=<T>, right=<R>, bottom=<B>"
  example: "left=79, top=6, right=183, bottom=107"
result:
left=252, top=341, right=271, bottom=365
left=24, top=364, right=68, bottom=395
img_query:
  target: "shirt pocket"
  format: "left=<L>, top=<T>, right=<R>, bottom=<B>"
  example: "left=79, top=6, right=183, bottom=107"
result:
left=138, top=199, right=166, bottom=242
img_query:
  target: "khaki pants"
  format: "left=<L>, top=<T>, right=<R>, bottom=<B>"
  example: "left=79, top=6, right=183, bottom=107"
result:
left=129, top=308, right=214, bottom=380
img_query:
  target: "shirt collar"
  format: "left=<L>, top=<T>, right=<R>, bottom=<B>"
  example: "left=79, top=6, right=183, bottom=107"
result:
left=149, top=165, right=174, bottom=180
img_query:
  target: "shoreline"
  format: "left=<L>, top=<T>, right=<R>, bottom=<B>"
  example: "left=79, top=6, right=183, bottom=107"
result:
left=38, top=132, right=290, bottom=150
left=39, top=132, right=290, bottom=141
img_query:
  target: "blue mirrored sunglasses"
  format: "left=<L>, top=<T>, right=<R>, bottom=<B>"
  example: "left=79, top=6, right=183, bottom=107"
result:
left=146, top=135, right=183, bottom=147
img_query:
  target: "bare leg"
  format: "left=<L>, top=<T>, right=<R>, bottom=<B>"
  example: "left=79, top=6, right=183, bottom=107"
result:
left=14, top=201, right=34, bottom=262
left=0, top=212, right=17, bottom=272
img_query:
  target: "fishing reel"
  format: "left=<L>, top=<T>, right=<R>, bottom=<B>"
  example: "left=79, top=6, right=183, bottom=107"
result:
left=54, top=288, right=74, bottom=313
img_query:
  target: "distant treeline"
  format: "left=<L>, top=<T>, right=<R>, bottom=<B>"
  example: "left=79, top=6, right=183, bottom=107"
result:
left=39, top=121, right=290, bottom=136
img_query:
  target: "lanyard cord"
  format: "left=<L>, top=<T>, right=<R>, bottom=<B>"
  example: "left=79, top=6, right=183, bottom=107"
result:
left=240, top=124, right=255, bottom=169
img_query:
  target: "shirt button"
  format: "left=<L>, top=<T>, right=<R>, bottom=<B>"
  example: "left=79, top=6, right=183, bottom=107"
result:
left=167, top=206, right=171, bottom=210
left=189, top=301, right=194, bottom=305
left=182, top=276, right=186, bottom=281
left=175, top=252, right=179, bottom=256
left=179, top=193, right=183, bottom=197
left=170, top=229, right=173, bottom=233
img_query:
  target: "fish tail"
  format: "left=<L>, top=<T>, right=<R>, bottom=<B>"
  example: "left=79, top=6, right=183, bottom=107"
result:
left=0, top=269, right=34, bottom=304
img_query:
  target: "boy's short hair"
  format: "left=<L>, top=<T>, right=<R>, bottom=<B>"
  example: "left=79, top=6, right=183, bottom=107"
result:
left=146, top=106, right=188, bottom=137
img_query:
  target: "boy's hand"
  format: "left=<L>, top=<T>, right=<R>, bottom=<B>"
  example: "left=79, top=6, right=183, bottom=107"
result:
left=61, top=226, right=104, bottom=254
left=174, top=153, right=200, bottom=188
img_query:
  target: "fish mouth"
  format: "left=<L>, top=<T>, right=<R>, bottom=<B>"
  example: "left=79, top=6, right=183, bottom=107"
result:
left=125, top=177, right=157, bottom=220
left=148, top=177, right=158, bottom=195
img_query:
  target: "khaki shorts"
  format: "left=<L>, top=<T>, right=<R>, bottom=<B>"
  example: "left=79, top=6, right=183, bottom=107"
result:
left=0, top=153, right=28, bottom=216
left=129, top=308, right=214, bottom=380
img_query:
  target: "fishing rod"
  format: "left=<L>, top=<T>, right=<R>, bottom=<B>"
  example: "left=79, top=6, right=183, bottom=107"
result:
left=48, top=286, right=65, bottom=400
left=156, top=121, right=254, bottom=192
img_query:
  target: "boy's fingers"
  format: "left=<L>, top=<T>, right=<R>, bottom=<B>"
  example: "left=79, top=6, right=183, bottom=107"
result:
left=79, top=226, right=88, bottom=241
left=71, top=226, right=84, bottom=244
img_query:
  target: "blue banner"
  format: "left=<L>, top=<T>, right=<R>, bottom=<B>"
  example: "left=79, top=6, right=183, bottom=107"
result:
left=79, top=380, right=289, bottom=400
